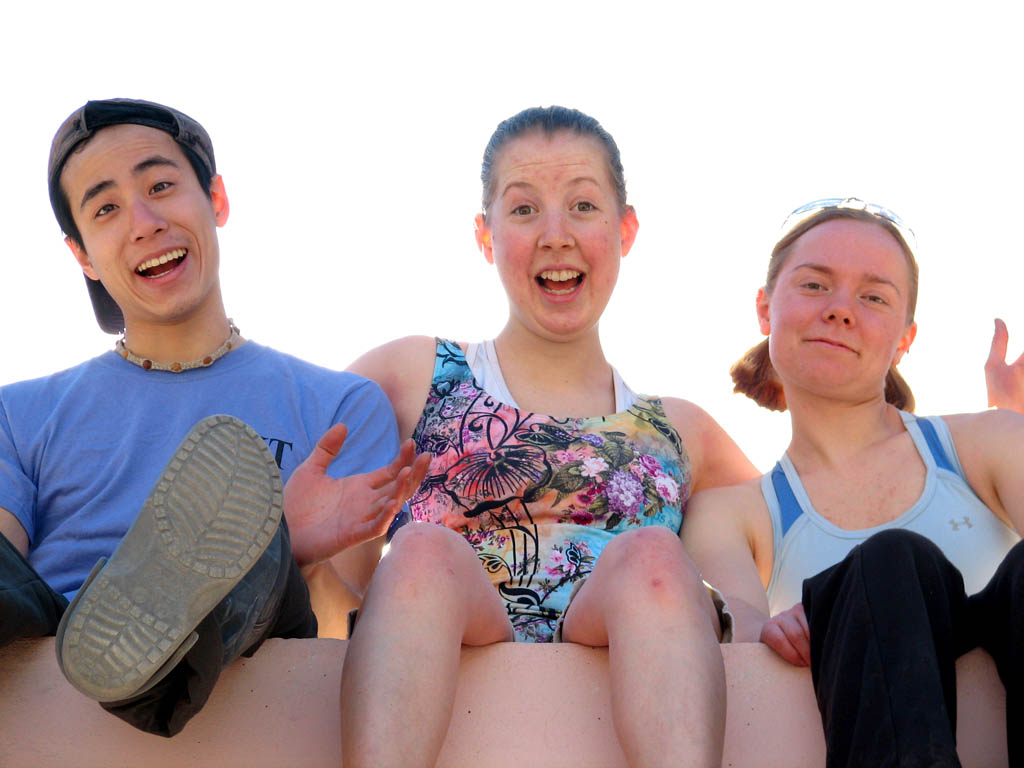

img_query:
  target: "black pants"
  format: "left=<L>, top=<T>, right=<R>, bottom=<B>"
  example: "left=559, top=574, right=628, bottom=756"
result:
left=0, top=520, right=317, bottom=737
left=0, top=532, right=69, bottom=645
left=803, top=529, right=1024, bottom=768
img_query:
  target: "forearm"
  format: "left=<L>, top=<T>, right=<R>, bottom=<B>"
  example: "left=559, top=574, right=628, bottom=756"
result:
left=722, top=595, right=769, bottom=643
left=0, top=507, right=29, bottom=556
left=329, top=536, right=385, bottom=597
left=303, top=560, right=362, bottom=639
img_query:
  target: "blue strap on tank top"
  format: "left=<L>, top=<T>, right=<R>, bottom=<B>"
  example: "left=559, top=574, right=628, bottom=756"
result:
left=773, top=416, right=956, bottom=536
left=914, top=418, right=956, bottom=473
left=771, top=463, right=805, bottom=539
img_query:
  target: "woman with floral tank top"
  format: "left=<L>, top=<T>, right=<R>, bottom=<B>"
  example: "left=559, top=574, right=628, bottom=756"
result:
left=341, top=107, right=759, bottom=768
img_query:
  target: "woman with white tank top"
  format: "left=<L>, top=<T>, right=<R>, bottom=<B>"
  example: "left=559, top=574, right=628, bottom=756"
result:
left=682, top=198, right=1024, bottom=768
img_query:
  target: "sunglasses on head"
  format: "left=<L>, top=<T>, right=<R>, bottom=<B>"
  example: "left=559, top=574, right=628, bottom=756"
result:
left=780, top=197, right=917, bottom=253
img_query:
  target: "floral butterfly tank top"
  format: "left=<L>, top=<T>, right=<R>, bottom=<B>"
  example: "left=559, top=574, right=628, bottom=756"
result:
left=408, top=339, right=692, bottom=642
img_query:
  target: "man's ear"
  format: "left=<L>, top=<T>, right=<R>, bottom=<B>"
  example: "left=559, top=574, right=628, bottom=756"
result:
left=619, top=206, right=639, bottom=258
left=756, top=287, right=771, bottom=336
left=474, top=213, right=494, bottom=265
left=209, top=175, right=230, bottom=227
left=893, top=321, right=917, bottom=365
left=66, top=236, right=98, bottom=280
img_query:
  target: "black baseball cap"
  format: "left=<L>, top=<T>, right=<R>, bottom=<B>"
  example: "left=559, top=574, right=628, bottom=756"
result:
left=48, top=99, right=217, bottom=334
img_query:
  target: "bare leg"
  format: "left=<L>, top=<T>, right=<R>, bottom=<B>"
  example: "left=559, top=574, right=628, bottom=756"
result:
left=340, top=525, right=513, bottom=768
left=561, top=527, right=726, bottom=768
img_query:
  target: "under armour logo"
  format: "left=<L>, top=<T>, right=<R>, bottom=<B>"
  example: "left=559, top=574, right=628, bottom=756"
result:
left=949, top=516, right=973, bottom=531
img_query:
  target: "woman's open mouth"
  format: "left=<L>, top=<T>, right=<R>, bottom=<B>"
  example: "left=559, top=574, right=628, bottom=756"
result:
left=537, top=269, right=584, bottom=295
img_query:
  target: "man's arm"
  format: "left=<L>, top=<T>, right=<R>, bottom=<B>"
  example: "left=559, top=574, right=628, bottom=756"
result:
left=0, top=507, right=28, bottom=555
left=0, top=396, right=32, bottom=558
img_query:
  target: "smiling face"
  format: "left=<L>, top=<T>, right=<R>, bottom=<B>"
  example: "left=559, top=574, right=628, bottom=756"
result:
left=758, top=218, right=917, bottom=405
left=60, top=123, right=228, bottom=332
left=474, top=130, right=638, bottom=343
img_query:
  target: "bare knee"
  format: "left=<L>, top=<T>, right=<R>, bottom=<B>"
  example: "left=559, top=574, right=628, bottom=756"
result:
left=388, top=523, right=476, bottom=564
left=367, top=524, right=511, bottom=641
left=373, top=524, right=480, bottom=600
left=598, top=527, right=710, bottom=615
left=600, top=527, right=697, bottom=583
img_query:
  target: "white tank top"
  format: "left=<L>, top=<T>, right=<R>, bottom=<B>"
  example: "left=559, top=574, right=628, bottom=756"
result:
left=463, top=340, right=638, bottom=412
left=763, top=411, right=1020, bottom=615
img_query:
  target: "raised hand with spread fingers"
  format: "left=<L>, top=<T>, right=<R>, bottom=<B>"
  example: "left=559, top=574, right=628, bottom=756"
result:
left=284, top=423, right=431, bottom=567
left=986, top=318, right=1024, bottom=413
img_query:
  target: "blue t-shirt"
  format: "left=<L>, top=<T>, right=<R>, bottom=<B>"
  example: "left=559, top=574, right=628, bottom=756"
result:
left=0, top=342, right=399, bottom=599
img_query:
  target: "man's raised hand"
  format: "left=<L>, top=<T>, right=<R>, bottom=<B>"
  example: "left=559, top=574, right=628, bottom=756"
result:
left=284, top=424, right=431, bottom=566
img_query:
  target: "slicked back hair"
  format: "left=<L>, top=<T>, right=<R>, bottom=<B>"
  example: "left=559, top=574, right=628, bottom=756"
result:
left=480, top=106, right=627, bottom=214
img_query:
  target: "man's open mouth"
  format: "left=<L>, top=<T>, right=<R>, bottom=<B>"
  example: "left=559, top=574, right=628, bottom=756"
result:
left=537, top=269, right=583, bottom=295
left=136, top=248, right=187, bottom=278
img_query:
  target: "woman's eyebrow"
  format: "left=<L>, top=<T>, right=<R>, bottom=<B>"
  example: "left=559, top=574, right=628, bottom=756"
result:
left=501, top=175, right=602, bottom=198
left=793, top=263, right=902, bottom=294
left=793, top=262, right=832, bottom=274
left=501, top=180, right=536, bottom=198
left=863, top=273, right=902, bottom=294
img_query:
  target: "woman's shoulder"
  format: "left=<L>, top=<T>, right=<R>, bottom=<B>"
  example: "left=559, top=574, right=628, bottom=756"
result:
left=347, top=336, right=440, bottom=381
left=658, top=397, right=760, bottom=493
left=940, top=407, right=1024, bottom=433
left=346, top=336, right=441, bottom=440
left=937, top=409, right=1024, bottom=532
left=938, top=408, right=1024, bottom=464
left=348, top=335, right=436, bottom=368
left=657, top=396, right=714, bottom=434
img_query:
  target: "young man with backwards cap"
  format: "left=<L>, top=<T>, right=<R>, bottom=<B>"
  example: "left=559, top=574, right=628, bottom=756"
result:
left=0, top=98, right=427, bottom=736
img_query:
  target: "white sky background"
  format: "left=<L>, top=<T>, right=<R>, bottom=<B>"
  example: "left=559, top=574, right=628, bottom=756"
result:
left=2, top=1, right=1022, bottom=472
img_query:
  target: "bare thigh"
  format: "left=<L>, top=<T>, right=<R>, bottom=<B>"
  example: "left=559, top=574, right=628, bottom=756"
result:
left=367, top=523, right=514, bottom=645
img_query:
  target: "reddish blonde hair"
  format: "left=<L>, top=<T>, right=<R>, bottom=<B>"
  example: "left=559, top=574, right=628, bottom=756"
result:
left=731, top=207, right=917, bottom=412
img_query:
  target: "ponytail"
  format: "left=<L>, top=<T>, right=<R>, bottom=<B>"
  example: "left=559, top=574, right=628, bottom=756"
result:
left=884, top=366, right=915, bottom=412
left=730, top=339, right=786, bottom=412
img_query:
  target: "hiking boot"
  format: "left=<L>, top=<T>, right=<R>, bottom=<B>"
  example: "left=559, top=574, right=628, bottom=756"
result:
left=56, top=414, right=283, bottom=702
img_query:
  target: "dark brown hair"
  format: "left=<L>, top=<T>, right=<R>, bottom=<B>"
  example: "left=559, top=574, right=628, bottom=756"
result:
left=481, top=106, right=626, bottom=213
left=731, top=207, right=917, bottom=412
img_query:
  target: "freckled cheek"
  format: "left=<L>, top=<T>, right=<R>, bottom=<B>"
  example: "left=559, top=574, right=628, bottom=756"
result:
left=873, top=326, right=906, bottom=357
left=580, top=230, right=617, bottom=255
left=489, top=241, right=528, bottom=272
left=771, top=307, right=814, bottom=342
